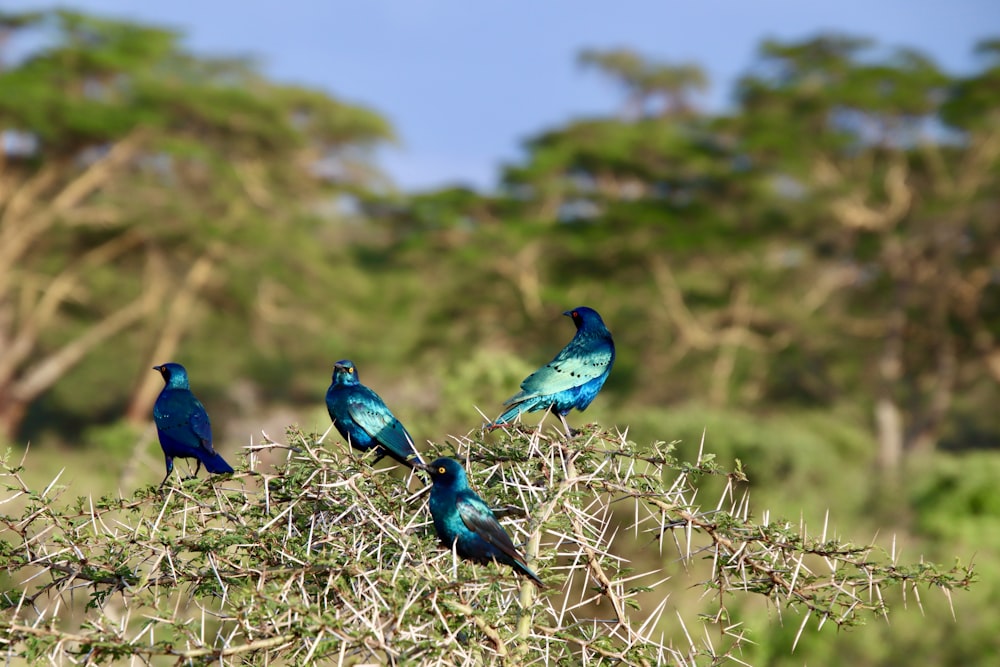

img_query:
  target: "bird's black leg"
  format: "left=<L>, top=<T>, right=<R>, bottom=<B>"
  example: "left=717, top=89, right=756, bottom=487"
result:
left=159, top=458, right=174, bottom=491
left=181, top=460, right=202, bottom=482
left=559, top=413, right=576, bottom=438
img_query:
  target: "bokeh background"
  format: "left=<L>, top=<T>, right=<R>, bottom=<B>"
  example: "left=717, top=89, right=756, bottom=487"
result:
left=1, top=1, right=998, bottom=664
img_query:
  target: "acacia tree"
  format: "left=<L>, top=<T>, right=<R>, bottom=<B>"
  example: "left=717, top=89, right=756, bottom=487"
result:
left=0, top=10, right=394, bottom=440
left=0, top=425, right=975, bottom=664
left=579, top=48, right=708, bottom=118
left=735, top=35, right=1000, bottom=470
left=371, top=37, right=1000, bottom=471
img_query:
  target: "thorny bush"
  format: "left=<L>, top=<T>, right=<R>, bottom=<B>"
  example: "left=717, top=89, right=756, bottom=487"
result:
left=0, top=424, right=975, bottom=665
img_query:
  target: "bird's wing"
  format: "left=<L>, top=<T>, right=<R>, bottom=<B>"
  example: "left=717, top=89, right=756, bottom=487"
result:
left=188, top=400, right=215, bottom=453
left=507, top=344, right=613, bottom=404
left=346, top=393, right=416, bottom=459
left=456, top=492, right=526, bottom=565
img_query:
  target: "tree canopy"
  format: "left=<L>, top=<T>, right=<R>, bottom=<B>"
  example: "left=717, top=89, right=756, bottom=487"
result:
left=0, top=9, right=394, bottom=439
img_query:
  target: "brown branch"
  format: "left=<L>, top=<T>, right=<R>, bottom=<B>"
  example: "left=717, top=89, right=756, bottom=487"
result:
left=651, top=257, right=773, bottom=357
left=441, top=600, right=507, bottom=657
left=0, top=131, right=146, bottom=290
left=709, top=283, right=751, bottom=406
left=49, top=132, right=147, bottom=212
left=2, top=623, right=296, bottom=660
left=958, top=127, right=1000, bottom=196
left=534, top=624, right=629, bottom=661
left=563, top=498, right=643, bottom=644
left=828, top=159, right=913, bottom=231
left=494, top=243, right=544, bottom=320
left=125, top=248, right=218, bottom=422
left=649, top=255, right=712, bottom=348
left=0, top=161, right=62, bottom=233
left=801, top=264, right=860, bottom=314
left=232, top=159, right=274, bottom=209
left=0, top=231, right=145, bottom=386
left=10, top=293, right=155, bottom=403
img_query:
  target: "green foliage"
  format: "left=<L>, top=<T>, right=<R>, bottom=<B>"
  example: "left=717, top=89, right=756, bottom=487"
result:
left=355, top=30, right=1000, bottom=479
left=910, top=452, right=1000, bottom=552
left=578, top=47, right=708, bottom=117
left=0, top=8, right=395, bottom=441
left=0, top=427, right=973, bottom=664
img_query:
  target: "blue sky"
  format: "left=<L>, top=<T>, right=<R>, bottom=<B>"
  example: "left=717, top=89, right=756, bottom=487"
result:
left=7, top=1, right=998, bottom=190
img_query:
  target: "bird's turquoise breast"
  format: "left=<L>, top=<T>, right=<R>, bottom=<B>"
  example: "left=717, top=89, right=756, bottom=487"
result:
left=326, top=387, right=376, bottom=450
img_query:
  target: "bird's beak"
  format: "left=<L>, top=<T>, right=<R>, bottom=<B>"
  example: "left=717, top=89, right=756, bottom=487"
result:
left=152, top=365, right=163, bottom=372
left=562, top=310, right=572, bottom=317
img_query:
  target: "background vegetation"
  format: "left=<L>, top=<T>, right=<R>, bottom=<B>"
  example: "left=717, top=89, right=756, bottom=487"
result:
left=1, top=9, right=997, bottom=665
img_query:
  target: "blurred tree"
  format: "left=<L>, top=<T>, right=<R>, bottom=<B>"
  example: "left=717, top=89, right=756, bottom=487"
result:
left=735, top=35, right=1000, bottom=471
left=0, top=10, right=394, bottom=440
left=365, top=36, right=999, bottom=472
left=578, top=47, right=708, bottom=118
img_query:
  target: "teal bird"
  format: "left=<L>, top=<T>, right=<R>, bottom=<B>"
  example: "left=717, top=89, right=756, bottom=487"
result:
left=325, top=360, right=425, bottom=468
left=152, top=363, right=233, bottom=489
left=420, top=457, right=544, bottom=588
left=493, top=306, right=615, bottom=437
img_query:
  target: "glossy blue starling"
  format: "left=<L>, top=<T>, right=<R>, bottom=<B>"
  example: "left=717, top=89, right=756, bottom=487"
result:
left=420, top=457, right=543, bottom=587
left=325, top=360, right=425, bottom=468
left=152, top=363, right=233, bottom=489
left=494, top=306, right=614, bottom=436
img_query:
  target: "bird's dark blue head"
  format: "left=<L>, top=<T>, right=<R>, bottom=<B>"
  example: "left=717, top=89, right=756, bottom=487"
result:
left=563, top=306, right=608, bottom=332
left=332, top=360, right=360, bottom=387
left=153, top=362, right=190, bottom=389
left=420, top=457, right=470, bottom=490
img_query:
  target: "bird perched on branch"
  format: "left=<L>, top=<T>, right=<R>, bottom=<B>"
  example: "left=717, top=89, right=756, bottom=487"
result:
left=152, top=363, right=233, bottom=489
left=420, top=457, right=544, bottom=588
left=493, top=306, right=615, bottom=437
left=325, top=359, right=425, bottom=468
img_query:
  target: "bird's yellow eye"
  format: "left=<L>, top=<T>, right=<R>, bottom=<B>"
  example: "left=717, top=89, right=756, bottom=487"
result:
left=347, top=367, right=354, bottom=373
left=438, top=466, right=446, bottom=474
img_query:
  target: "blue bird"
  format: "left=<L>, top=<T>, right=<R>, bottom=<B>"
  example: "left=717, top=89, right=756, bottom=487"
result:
left=152, top=363, right=234, bottom=489
left=325, top=360, right=425, bottom=469
left=493, top=306, right=615, bottom=437
left=420, top=457, right=544, bottom=588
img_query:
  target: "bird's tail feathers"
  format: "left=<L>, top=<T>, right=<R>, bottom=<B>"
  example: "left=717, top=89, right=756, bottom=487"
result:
left=515, top=560, right=545, bottom=588
left=400, top=451, right=427, bottom=469
left=402, top=434, right=426, bottom=468
left=493, top=399, right=533, bottom=427
left=202, top=452, right=234, bottom=474
left=381, top=447, right=426, bottom=470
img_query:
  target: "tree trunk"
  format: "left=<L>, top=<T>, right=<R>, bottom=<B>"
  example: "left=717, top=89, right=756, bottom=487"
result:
left=874, top=395, right=903, bottom=472
left=125, top=250, right=217, bottom=423
left=906, top=332, right=957, bottom=456
left=0, top=394, right=27, bottom=443
left=875, top=300, right=906, bottom=473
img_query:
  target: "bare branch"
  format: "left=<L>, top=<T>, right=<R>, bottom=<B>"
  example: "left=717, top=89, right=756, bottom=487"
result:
left=125, top=248, right=219, bottom=422
left=0, top=130, right=146, bottom=288
left=0, top=230, right=145, bottom=386
left=10, top=293, right=155, bottom=403
left=828, top=160, right=913, bottom=231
